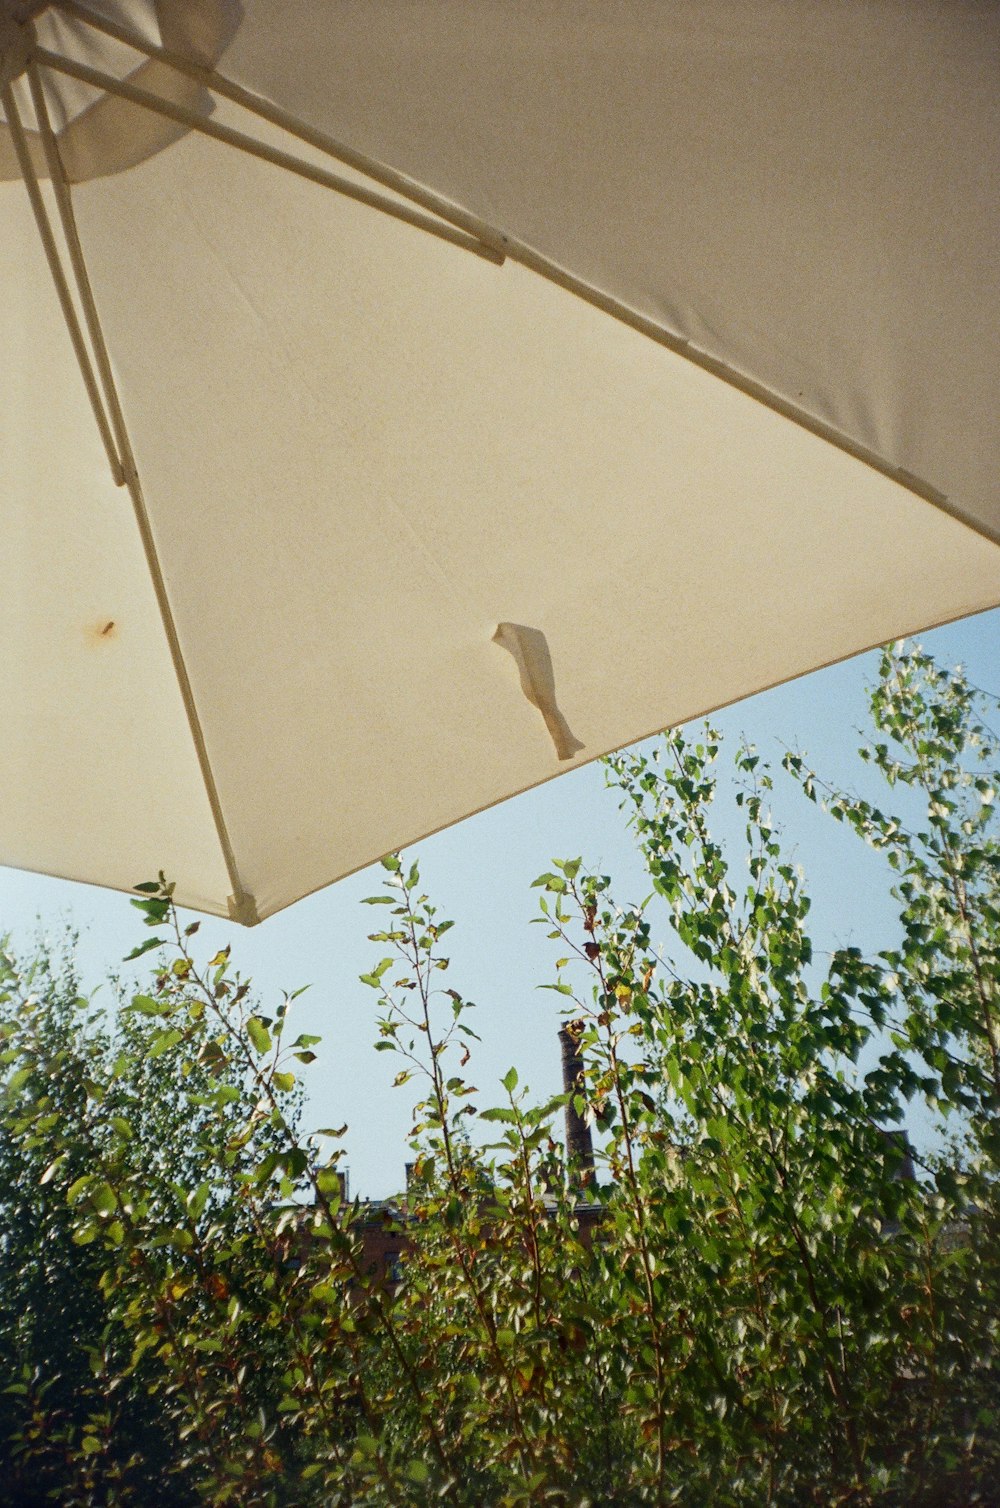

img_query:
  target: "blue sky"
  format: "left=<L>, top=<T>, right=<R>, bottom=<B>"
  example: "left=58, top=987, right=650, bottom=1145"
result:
left=2, top=608, right=997, bottom=1197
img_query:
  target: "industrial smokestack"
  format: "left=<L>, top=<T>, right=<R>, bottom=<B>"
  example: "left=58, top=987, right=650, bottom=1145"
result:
left=559, top=1020, right=595, bottom=1183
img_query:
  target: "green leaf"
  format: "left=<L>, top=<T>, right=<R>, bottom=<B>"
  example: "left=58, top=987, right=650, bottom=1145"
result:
left=124, top=937, right=165, bottom=962
left=128, top=994, right=164, bottom=1016
left=39, top=1154, right=68, bottom=1186
left=246, top=1017, right=272, bottom=1055
left=90, top=1182, right=118, bottom=1216
left=147, top=1028, right=183, bottom=1060
left=66, top=1175, right=93, bottom=1205
left=360, top=958, right=394, bottom=989
left=187, top=1182, right=210, bottom=1219
left=254, top=1152, right=280, bottom=1184
left=317, top=1167, right=343, bottom=1205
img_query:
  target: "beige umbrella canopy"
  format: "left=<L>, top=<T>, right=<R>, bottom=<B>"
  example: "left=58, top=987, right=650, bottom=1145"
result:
left=2, top=0, right=998, bottom=924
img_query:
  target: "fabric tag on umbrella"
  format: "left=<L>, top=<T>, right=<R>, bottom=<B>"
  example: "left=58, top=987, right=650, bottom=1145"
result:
left=493, top=622, right=584, bottom=762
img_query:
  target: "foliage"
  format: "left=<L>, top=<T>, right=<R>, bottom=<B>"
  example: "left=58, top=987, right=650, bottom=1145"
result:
left=0, top=643, right=997, bottom=1505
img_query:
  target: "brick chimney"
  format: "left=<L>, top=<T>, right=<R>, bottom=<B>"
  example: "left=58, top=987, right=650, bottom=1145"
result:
left=559, top=1020, right=595, bottom=1182
left=879, top=1129, right=915, bottom=1182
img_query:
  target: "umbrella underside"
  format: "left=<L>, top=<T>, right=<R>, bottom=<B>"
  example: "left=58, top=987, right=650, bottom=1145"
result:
left=2, top=1, right=998, bottom=922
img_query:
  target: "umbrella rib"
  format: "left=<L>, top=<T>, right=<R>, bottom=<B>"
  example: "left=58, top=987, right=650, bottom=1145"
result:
left=25, top=61, right=135, bottom=485
left=53, top=0, right=507, bottom=262
left=7, top=77, right=256, bottom=925
left=120, top=463, right=259, bottom=928
left=499, top=239, right=954, bottom=520
left=495, top=234, right=1000, bottom=547
left=43, top=3, right=977, bottom=531
left=32, top=44, right=504, bottom=266
left=2, top=82, right=124, bottom=488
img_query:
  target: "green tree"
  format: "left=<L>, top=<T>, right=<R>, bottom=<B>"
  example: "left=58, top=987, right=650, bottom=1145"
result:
left=0, top=940, right=198, bottom=1506
left=0, top=643, right=997, bottom=1505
